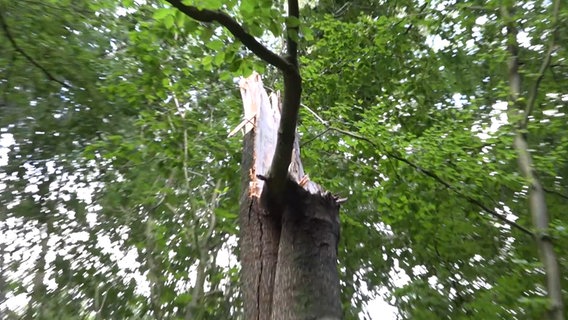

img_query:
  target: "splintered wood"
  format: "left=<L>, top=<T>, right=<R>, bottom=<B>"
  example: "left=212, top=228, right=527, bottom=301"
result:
left=236, top=72, right=321, bottom=197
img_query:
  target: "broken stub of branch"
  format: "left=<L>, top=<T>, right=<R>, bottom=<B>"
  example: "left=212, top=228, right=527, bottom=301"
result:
left=237, top=71, right=322, bottom=197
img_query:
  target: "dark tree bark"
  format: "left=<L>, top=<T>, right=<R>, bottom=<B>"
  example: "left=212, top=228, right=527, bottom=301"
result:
left=239, top=139, right=342, bottom=320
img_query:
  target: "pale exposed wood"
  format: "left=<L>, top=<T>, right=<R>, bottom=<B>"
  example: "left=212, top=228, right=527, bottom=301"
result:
left=238, top=72, right=322, bottom=196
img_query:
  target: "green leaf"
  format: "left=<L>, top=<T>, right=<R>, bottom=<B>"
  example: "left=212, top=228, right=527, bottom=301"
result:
left=206, top=39, right=224, bottom=51
left=286, top=16, right=301, bottom=28
left=216, top=208, right=237, bottom=219
left=213, top=51, right=226, bottom=66
left=300, top=25, right=314, bottom=41
left=175, top=293, right=192, bottom=305
left=164, top=14, right=175, bottom=29
left=153, top=8, right=172, bottom=20
left=240, top=0, right=256, bottom=16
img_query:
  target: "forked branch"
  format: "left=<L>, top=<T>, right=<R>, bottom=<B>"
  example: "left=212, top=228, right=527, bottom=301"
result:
left=167, top=0, right=302, bottom=197
left=164, top=0, right=296, bottom=75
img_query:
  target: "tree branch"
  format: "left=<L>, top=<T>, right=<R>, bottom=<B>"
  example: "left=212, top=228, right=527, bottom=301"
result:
left=301, top=108, right=518, bottom=227
left=164, top=0, right=295, bottom=74
left=268, top=72, right=301, bottom=188
left=543, top=187, right=568, bottom=201
left=286, top=0, right=299, bottom=63
left=522, top=0, right=560, bottom=127
left=327, top=126, right=534, bottom=237
left=0, top=11, right=70, bottom=89
left=266, top=0, right=301, bottom=192
left=167, top=0, right=302, bottom=199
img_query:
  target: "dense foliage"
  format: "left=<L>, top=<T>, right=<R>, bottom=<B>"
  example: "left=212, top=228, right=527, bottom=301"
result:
left=0, top=0, right=566, bottom=319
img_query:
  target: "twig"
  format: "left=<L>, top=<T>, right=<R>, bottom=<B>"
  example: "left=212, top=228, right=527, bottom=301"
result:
left=0, top=11, right=70, bottom=88
left=333, top=2, right=351, bottom=17
left=403, top=2, right=428, bottom=35
left=301, top=103, right=328, bottom=125
left=522, top=0, right=560, bottom=127
left=543, top=187, right=568, bottom=201
left=300, top=127, right=330, bottom=147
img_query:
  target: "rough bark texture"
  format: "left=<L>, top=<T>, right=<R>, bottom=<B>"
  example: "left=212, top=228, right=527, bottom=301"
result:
left=272, top=182, right=341, bottom=320
left=240, top=129, right=281, bottom=320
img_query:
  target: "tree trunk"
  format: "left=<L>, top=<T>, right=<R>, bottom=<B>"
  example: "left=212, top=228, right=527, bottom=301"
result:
left=503, top=4, right=564, bottom=318
left=514, top=134, right=564, bottom=320
left=238, top=73, right=342, bottom=320
left=272, top=183, right=341, bottom=319
left=0, top=236, right=6, bottom=318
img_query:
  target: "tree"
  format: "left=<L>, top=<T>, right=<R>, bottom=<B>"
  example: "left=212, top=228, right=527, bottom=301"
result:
left=158, top=1, right=343, bottom=318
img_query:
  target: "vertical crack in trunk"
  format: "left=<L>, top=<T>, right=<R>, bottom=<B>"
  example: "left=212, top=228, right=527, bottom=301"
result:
left=256, top=200, right=263, bottom=320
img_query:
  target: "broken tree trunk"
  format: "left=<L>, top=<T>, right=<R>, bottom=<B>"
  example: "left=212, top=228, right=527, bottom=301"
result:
left=237, top=72, right=342, bottom=320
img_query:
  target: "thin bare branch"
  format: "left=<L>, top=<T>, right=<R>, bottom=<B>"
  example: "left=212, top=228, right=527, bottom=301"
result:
left=523, top=0, right=561, bottom=127
left=301, top=103, right=328, bottom=125
left=543, top=187, right=568, bottom=201
left=328, top=126, right=534, bottom=237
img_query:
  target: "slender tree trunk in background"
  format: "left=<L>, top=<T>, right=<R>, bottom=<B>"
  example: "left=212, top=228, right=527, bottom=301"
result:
left=26, top=225, right=49, bottom=320
left=145, top=217, right=164, bottom=320
left=238, top=74, right=342, bottom=320
left=185, top=185, right=219, bottom=320
left=503, top=3, right=564, bottom=319
left=272, top=185, right=341, bottom=319
left=0, top=238, right=6, bottom=318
